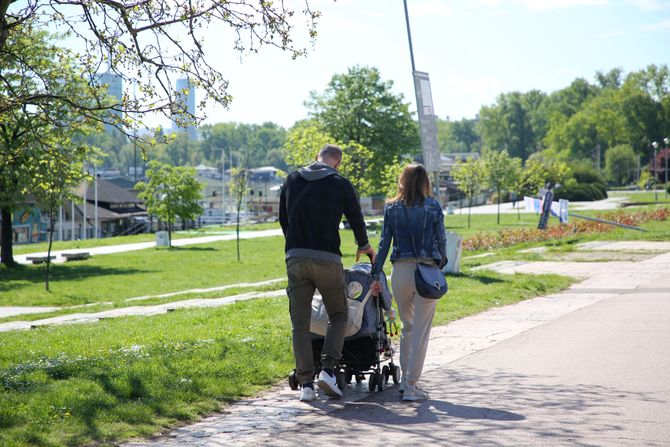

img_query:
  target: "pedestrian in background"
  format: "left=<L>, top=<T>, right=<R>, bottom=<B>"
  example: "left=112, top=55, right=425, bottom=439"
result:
left=370, top=163, right=447, bottom=401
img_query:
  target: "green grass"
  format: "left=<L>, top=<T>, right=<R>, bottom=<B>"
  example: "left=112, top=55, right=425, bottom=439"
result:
left=0, top=269, right=571, bottom=447
left=1, top=237, right=289, bottom=307
left=11, top=224, right=280, bottom=256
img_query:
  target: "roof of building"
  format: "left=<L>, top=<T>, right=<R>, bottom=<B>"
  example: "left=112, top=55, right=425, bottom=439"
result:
left=75, top=179, right=143, bottom=204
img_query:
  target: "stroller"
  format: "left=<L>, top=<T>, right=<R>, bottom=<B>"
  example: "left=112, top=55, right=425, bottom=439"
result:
left=288, top=263, right=400, bottom=393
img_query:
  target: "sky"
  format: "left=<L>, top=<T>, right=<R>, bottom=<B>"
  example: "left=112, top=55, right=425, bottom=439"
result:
left=51, top=0, right=670, bottom=128
left=140, top=0, right=670, bottom=129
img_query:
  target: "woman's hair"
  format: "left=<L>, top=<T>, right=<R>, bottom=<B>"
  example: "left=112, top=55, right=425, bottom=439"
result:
left=389, top=163, right=432, bottom=206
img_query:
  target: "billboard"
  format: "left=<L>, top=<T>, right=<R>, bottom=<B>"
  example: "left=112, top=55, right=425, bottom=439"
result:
left=413, top=71, right=440, bottom=173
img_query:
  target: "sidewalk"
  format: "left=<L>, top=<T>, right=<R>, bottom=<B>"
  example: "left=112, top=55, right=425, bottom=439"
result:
left=13, top=229, right=283, bottom=265
left=124, top=241, right=670, bottom=446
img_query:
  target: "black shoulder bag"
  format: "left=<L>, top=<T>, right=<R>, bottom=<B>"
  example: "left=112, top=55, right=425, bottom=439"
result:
left=402, top=204, right=448, bottom=299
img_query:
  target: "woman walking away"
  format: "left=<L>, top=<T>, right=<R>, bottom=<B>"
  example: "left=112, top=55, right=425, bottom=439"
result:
left=370, top=163, right=447, bottom=401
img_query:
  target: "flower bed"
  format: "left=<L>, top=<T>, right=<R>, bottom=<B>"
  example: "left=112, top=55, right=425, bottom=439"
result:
left=462, top=208, right=670, bottom=252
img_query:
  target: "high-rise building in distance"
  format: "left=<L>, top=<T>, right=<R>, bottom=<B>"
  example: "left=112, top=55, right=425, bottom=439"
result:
left=98, top=72, right=123, bottom=134
left=172, top=78, right=197, bottom=140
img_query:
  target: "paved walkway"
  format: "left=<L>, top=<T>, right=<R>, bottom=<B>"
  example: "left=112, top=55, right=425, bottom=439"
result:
left=123, top=241, right=670, bottom=446
left=14, top=229, right=284, bottom=265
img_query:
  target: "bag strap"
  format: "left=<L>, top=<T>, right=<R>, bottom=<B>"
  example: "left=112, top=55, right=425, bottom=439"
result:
left=401, top=204, right=425, bottom=262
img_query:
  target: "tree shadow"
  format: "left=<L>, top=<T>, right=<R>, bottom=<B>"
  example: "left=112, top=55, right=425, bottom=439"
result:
left=451, top=271, right=506, bottom=284
left=278, top=367, right=663, bottom=447
left=0, top=264, right=149, bottom=293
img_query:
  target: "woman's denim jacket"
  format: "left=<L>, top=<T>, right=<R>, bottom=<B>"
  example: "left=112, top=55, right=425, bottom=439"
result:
left=371, top=197, right=447, bottom=281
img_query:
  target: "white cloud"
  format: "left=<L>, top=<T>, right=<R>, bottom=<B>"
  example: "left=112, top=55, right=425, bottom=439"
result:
left=626, top=0, right=670, bottom=11
left=639, top=18, right=670, bottom=31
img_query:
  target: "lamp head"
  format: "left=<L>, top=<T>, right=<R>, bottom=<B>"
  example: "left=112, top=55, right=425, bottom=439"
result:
left=664, top=137, right=669, bottom=146
left=652, top=141, right=659, bottom=149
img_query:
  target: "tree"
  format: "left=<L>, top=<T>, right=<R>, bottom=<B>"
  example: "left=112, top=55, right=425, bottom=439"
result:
left=228, top=166, right=248, bottom=262
left=483, top=150, right=521, bottom=224
left=437, top=118, right=482, bottom=154
left=451, top=158, right=488, bottom=229
left=306, top=66, right=419, bottom=193
left=478, top=91, right=546, bottom=161
left=283, top=120, right=379, bottom=197
left=1, top=1, right=320, bottom=142
left=0, top=23, right=101, bottom=266
left=605, top=144, right=637, bottom=185
left=135, top=161, right=203, bottom=246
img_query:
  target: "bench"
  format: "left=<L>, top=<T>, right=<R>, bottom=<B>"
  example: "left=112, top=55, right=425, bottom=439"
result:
left=62, top=252, right=91, bottom=262
left=26, top=256, right=56, bottom=265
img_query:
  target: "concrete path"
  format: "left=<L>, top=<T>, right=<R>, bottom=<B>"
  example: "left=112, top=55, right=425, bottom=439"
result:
left=123, top=241, right=670, bottom=447
left=14, top=229, right=284, bottom=265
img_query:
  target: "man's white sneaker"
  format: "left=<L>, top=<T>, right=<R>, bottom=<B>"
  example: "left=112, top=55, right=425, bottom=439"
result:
left=299, top=386, right=316, bottom=402
left=402, top=384, right=429, bottom=401
left=399, top=377, right=407, bottom=394
left=317, top=371, right=342, bottom=398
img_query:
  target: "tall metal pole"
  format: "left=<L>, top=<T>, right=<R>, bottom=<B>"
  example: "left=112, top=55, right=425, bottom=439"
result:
left=403, top=0, right=416, bottom=73
left=222, top=148, right=226, bottom=224
left=94, top=163, right=99, bottom=238
left=82, top=177, right=87, bottom=240
left=652, top=141, right=658, bottom=202
left=403, top=0, right=441, bottom=202
left=71, top=200, right=75, bottom=241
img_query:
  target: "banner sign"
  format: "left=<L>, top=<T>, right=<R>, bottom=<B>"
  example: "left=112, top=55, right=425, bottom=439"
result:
left=524, top=196, right=569, bottom=224
left=413, top=71, right=440, bottom=173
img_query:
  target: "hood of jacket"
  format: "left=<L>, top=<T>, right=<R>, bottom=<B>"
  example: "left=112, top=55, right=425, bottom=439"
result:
left=298, top=161, right=338, bottom=181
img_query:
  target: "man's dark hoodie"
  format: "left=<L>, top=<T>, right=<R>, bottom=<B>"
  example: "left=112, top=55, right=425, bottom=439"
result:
left=279, top=161, right=369, bottom=264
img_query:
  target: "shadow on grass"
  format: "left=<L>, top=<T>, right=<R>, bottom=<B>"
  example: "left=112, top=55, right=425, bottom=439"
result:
left=0, top=264, right=149, bottom=293
left=164, top=246, right=216, bottom=252
left=449, top=272, right=505, bottom=285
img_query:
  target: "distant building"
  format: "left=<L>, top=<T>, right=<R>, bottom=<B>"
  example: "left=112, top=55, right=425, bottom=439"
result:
left=98, top=72, right=124, bottom=134
left=171, top=78, right=197, bottom=140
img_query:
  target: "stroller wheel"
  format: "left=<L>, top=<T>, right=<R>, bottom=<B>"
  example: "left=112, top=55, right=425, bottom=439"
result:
left=355, top=374, right=365, bottom=383
left=288, top=370, right=299, bottom=390
left=391, top=365, right=401, bottom=384
left=382, top=365, right=390, bottom=384
left=375, top=372, right=384, bottom=392
left=368, top=372, right=378, bottom=392
left=336, top=370, right=346, bottom=390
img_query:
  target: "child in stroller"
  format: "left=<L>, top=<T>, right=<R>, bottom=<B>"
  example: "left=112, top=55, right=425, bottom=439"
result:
left=288, top=263, right=400, bottom=393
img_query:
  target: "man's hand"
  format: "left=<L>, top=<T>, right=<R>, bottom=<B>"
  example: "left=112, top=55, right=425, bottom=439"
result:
left=369, top=280, right=382, bottom=296
left=356, top=246, right=376, bottom=264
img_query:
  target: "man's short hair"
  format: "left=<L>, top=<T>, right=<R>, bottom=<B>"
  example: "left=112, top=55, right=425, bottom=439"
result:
left=318, top=144, right=342, bottom=162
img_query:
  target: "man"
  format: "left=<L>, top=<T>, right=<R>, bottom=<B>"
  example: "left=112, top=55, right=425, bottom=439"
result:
left=279, top=144, right=375, bottom=402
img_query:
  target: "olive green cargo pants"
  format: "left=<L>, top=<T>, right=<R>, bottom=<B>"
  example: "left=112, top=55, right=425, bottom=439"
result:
left=286, top=257, right=348, bottom=385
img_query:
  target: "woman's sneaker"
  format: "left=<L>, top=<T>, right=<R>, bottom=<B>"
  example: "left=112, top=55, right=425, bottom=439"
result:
left=399, top=377, right=407, bottom=394
left=402, top=384, right=430, bottom=401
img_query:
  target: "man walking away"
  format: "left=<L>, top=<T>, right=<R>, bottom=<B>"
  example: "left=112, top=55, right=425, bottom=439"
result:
left=279, top=144, right=376, bottom=402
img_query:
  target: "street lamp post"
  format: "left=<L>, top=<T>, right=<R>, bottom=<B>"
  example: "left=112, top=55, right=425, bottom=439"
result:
left=652, top=141, right=659, bottom=202
left=664, top=137, right=669, bottom=198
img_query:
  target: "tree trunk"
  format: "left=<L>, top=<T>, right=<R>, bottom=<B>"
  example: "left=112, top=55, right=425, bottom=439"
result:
left=236, top=193, right=243, bottom=262
left=0, top=207, right=15, bottom=267
left=45, top=206, right=55, bottom=291
left=168, top=221, right=172, bottom=247
left=496, top=187, right=501, bottom=225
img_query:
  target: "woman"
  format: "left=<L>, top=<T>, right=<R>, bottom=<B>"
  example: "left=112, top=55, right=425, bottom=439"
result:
left=370, top=163, right=447, bottom=401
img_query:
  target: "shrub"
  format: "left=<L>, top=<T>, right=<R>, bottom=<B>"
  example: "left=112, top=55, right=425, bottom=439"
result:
left=554, top=182, right=607, bottom=201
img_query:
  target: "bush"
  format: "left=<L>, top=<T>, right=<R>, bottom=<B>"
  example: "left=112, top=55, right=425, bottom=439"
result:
left=554, top=182, right=607, bottom=201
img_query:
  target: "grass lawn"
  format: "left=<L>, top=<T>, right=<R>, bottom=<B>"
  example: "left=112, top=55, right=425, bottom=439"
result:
left=0, top=269, right=571, bottom=447
left=3, top=202, right=668, bottom=446
left=11, top=223, right=281, bottom=256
